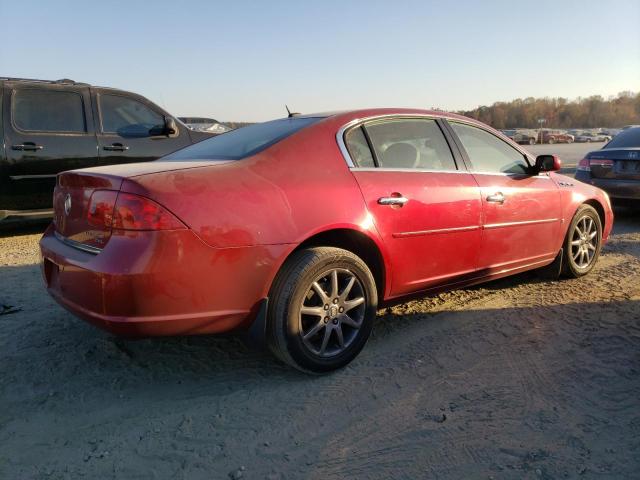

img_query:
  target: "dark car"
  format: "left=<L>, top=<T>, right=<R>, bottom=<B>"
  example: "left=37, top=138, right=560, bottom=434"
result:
left=40, top=108, right=613, bottom=373
left=575, top=127, right=640, bottom=201
left=0, top=78, right=216, bottom=222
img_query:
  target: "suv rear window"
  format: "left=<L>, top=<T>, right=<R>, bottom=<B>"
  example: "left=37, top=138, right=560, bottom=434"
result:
left=165, top=117, right=321, bottom=161
left=12, top=89, right=86, bottom=133
left=605, top=128, right=640, bottom=149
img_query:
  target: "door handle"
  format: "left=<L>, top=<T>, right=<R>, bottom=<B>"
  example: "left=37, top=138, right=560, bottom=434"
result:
left=12, top=143, right=44, bottom=151
left=103, top=143, right=130, bottom=151
left=486, top=192, right=505, bottom=204
left=378, top=195, right=409, bottom=206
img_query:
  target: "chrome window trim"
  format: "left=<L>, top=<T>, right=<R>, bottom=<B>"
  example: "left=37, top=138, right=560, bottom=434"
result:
left=336, top=113, right=538, bottom=174
left=54, top=230, right=102, bottom=255
left=349, top=166, right=551, bottom=178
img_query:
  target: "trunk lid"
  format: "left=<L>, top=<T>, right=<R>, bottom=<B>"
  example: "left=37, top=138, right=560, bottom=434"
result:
left=589, top=148, right=640, bottom=180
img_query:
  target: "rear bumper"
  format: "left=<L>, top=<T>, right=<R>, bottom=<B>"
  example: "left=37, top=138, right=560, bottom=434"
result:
left=39, top=224, right=290, bottom=337
left=585, top=177, right=640, bottom=200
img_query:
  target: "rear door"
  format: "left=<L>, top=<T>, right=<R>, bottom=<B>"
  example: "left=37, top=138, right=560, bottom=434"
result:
left=93, top=89, right=191, bottom=165
left=343, top=116, right=483, bottom=297
left=2, top=81, right=97, bottom=211
left=446, top=120, right=562, bottom=273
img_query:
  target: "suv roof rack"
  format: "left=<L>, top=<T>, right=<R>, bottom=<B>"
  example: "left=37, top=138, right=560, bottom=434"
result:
left=0, top=77, right=89, bottom=86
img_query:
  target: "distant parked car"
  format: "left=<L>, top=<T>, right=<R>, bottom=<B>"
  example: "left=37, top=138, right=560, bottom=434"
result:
left=540, top=130, right=574, bottom=144
left=501, top=129, right=536, bottom=145
left=0, top=77, right=217, bottom=223
left=179, top=117, right=232, bottom=134
left=513, top=129, right=538, bottom=145
left=575, top=127, right=640, bottom=202
left=575, top=132, right=610, bottom=143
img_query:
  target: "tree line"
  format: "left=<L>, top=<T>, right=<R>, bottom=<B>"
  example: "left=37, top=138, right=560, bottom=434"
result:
left=457, top=91, right=640, bottom=129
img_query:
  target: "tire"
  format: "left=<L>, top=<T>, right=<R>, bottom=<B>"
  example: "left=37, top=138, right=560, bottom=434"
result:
left=267, top=247, right=378, bottom=374
left=586, top=139, right=592, bottom=143
left=529, top=138, right=536, bottom=145
left=567, top=138, right=574, bottom=144
left=561, top=205, right=602, bottom=278
left=548, top=138, right=555, bottom=144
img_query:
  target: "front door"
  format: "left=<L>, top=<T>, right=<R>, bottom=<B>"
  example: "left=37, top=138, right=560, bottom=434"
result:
left=446, top=121, right=562, bottom=273
left=93, top=89, right=191, bottom=166
left=1, top=82, right=97, bottom=211
left=343, top=117, right=483, bottom=298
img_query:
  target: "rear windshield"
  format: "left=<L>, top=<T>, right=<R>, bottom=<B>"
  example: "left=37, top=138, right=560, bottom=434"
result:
left=165, top=117, right=321, bottom=161
left=605, top=128, right=640, bottom=149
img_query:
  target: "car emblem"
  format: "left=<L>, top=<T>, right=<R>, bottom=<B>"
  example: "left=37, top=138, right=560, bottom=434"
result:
left=629, top=151, right=639, bottom=159
left=64, top=194, right=72, bottom=216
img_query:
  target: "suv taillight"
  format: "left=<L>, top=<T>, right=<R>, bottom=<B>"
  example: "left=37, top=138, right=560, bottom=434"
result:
left=577, top=158, right=591, bottom=171
left=87, top=190, right=186, bottom=231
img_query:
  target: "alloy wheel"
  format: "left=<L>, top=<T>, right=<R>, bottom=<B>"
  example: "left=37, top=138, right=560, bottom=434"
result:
left=298, top=268, right=366, bottom=357
left=570, top=215, right=598, bottom=268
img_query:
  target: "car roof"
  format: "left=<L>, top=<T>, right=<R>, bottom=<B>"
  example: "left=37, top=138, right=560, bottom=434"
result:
left=295, top=108, right=473, bottom=124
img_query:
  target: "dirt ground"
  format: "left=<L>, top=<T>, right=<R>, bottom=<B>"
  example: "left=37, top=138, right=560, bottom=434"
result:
left=1, top=206, right=639, bottom=480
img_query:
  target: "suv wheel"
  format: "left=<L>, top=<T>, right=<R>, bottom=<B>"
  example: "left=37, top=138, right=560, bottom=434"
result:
left=529, top=138, right=536, bottom=145
left=562, top=205, right=602, bottom=278
left=267, top=247, right=377, bottom=373
left=548, top=138, right=555, bottom=144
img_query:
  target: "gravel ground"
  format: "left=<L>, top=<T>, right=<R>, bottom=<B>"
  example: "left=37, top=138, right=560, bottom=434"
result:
left=0, top=207, right=639, bottom=480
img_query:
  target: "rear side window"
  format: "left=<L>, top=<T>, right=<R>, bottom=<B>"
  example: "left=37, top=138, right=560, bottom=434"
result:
left=166, top=117, right=321, bottom=161
left=99, top=94, right=165, bottom=136
left=12, top=89, right=86, bottom=133
left=605, top=128, right=640, bottom=149
left=450, top=122, right=529, bottom=174
left=344, top=127, right=375, bottom=168
left=364, top=118, right=457, bottom=170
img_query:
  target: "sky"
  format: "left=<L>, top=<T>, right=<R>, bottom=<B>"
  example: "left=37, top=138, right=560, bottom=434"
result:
left=1, top=0, right=639, bottom=122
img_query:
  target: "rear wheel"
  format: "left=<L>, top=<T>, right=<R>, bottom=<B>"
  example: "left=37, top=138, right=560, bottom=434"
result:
left=529, top=138, right=536, bottom=145
left=562, top=205, right=602, bottom=278
left=548, top=138, right=555, bottom=144
left=267, top=247, right=377, bottom=373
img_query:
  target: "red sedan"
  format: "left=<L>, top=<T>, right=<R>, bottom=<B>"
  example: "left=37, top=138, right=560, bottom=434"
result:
left=40, top=108, right=613, bottom=373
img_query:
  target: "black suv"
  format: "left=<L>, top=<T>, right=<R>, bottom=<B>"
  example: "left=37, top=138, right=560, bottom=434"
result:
left=0, top=78, right=216, bottom=222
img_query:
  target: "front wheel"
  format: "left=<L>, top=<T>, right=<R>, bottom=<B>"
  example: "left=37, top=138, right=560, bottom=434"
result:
left=548, top=138, right=555, bottom=144
left=562, top=205, right=602, bottom=278
left=529, top=138, right=536, bottom=145
left=267, top=247, right=377, bottom=373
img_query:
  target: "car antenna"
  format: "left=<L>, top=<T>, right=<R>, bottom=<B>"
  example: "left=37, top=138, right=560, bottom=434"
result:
left=285, top=105, right=299, bottom=118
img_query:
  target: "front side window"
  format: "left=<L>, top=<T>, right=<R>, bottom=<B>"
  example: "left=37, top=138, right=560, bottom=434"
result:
left=99, top=94, right=165, bottom=136
left=363, top=118, right=457, bottom=170
left=13, top=89, right=86, bottom=133
left=450, top=122, right=529, bottom=174
left=165, top=117, right=321, bottom=161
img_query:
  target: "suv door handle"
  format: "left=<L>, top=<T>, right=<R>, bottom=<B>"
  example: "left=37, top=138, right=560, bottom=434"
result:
left=378, top=195, right=409, bottom=206
left=12, top=143, right=44, bottom=151
left=103, top=143, right=129, bottom=151
left=486, top=192, right=505, bottom=204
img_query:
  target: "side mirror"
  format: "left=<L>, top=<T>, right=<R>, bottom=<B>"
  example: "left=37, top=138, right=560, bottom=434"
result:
left=535, top=154, right=561, bottom=172
left=163, top=117, right=178, bottom=136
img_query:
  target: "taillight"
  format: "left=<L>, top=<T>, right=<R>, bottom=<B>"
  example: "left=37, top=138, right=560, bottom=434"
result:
left=113, top=193, right=186, bottom=230
left=87, top=190, right=185, bottom=231
left=577, top=158, right=591, bottom=171
left=87, top=190, right=118, bottom=228
left=590, top=159, right=614, bottom=168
